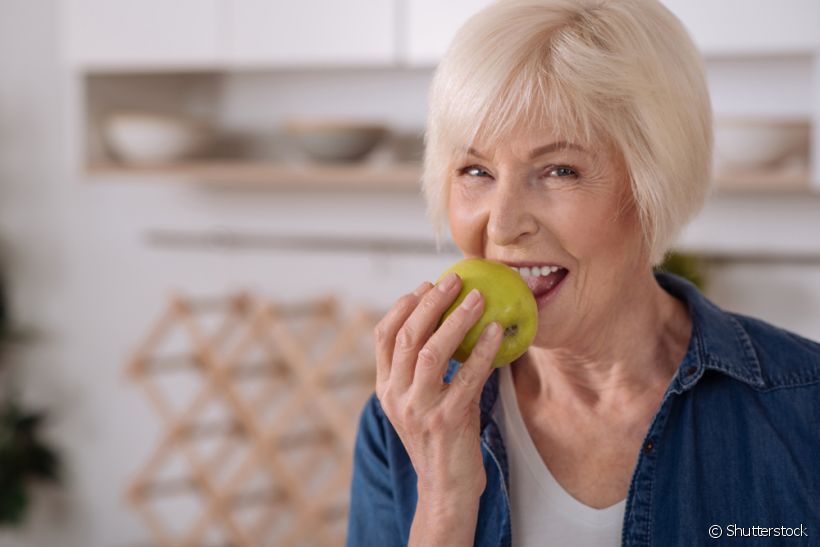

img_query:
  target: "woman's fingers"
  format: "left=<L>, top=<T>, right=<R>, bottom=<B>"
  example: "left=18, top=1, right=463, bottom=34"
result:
left=412, top=287, right=485, bottom=392
left=374, top=281, right=431, bottom=390
left=448, top=321, right=503, bottom=405
left=391, top=272, right=462, bottom=390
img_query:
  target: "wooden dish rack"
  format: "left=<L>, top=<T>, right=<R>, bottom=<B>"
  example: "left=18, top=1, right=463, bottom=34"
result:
left=125, top=291, right=380, bottom=547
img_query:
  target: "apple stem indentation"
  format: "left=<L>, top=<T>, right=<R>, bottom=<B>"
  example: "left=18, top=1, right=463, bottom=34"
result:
left=503, top=324, right=518, bottom=338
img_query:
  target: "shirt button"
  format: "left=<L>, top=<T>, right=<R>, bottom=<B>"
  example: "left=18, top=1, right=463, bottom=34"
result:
left=685, top=365, right=697, bottom=378
left=644, top=440, right=654, bottom=453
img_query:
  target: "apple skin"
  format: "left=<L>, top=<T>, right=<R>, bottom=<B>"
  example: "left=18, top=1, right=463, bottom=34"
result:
left=435, top=258, right=538, bottom=367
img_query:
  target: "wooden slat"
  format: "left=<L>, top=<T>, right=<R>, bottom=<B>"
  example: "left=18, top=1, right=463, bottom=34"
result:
left=87, top=160, right=422, bottom=190
left=125, top=292, right=379, bottom=547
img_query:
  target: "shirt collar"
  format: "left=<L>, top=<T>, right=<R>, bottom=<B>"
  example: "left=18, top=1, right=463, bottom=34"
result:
left=655, top=271, right=765, bottom=391
left=479, top=271, right=765, bottom=429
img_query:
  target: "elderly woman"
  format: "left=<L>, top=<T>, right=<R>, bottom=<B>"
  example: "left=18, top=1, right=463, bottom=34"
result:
left=346, top=0, right=820, bottom=545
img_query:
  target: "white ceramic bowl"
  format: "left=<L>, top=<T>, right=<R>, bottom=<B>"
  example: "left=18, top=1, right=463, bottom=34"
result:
left=104, top=112, right=212, bottom=165
left=714, top=117, right=809, bottom=170
left=283, top=118, right=389, bottom=163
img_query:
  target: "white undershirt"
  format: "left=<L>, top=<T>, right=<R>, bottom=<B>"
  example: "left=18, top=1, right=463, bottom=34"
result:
left=493, top=365, right=626, bottom=546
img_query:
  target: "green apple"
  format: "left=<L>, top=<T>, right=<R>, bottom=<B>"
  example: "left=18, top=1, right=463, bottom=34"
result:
left=435, top=258, right=538, bottom=367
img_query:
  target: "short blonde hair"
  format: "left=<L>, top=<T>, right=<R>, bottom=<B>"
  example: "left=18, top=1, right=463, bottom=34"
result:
left=421, top=0, right=713, bottom=267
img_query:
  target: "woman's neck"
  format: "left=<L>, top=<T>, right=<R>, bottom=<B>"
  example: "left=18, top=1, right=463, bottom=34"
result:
left=513, top=274, right=692, bottom=417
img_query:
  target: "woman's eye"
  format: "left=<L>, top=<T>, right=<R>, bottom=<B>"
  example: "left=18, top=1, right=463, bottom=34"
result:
left=548, top=166, right=578, bottom=178
left=456, top=165, right=579, bottom=180
left=458, top=165, right=490, bottom=178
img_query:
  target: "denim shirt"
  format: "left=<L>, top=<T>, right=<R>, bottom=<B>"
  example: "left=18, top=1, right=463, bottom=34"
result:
left=346, top=272, right=820, bottom=546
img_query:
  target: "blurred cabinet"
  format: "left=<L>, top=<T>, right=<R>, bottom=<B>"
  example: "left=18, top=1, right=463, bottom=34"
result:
left=661, top=0, right=820, bottom=55
left=404, top=0, right=820, bottom=65
left=403, top=0, right=495, bottom=66
left=64, top=0, right=396, bottom=69
left=230, top=0, right=396, bottom=66
left=62, top=0, right=226, bottom=68
left=62, top=0, right=820, bottom=69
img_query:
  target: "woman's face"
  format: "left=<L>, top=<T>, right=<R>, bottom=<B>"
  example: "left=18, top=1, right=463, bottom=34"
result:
left=447, top=125, right=651, bottom=349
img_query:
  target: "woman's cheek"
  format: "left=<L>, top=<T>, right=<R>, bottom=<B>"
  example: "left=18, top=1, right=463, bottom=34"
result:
left=448, top=184, right=487, bottom=252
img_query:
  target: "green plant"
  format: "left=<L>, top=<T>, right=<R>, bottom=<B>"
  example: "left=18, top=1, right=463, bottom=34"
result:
left=0, top=400, right=60, bottom=526
left=0, top=272, right=61, bottom=527
left=654, top=250, right=709, bottom=291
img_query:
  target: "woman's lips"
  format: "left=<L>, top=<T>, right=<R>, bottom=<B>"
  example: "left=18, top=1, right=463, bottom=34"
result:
left=533, top=269, right=568, bottom=310
left=523, top=267, right=569, bottom=297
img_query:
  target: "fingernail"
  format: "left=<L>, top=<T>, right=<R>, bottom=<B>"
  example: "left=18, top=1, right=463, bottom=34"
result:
left=437, top=272, right=458, bottom=293
left=413, top=282, right=429, bottom=296
left=461, top=288, right=481, bottom=309
left=483, top=322, right=501, bottom=339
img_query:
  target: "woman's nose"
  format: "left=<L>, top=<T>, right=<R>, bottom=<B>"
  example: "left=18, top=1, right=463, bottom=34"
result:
left=486, top=179, right=539, bottom=246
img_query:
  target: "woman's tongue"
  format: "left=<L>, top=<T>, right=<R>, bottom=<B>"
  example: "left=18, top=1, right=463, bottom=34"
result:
left=525, top=268, right=568, bottom=296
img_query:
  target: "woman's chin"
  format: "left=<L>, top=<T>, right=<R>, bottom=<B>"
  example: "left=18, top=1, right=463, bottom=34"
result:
left=530, top=280, right=575, bottom=347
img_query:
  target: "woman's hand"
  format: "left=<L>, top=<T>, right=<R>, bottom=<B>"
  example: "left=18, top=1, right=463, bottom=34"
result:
left=373, top=272, right=503, bottom=504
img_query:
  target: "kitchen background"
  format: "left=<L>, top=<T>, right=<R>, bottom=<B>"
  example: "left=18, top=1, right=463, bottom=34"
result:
left=1, top=1, right=819, bottom=546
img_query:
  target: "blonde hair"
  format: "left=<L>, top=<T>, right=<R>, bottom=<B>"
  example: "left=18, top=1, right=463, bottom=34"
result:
left=421, top=0, right=713, bottom=267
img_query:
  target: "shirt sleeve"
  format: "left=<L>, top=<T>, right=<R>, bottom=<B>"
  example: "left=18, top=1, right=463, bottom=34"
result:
left=346, top=393, right=404, bottom=547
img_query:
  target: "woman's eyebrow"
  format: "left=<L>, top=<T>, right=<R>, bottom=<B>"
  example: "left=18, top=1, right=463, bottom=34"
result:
left=466, top=141, right=586, bottom=160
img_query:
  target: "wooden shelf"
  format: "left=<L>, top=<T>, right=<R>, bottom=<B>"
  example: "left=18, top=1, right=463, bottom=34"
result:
left=86, top=160, right=819, bottom=198
left=713, top=165, right=811, bottom=193
left=86, top=161, right=422, bottom=190
left=144, top=227, right=820, bottom=266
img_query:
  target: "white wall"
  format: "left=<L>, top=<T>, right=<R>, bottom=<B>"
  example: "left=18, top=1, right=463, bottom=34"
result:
left=0, top=1, right=79, bottom=545
left=1, top=4, right=452, bottom=547
left=680, top=195, right=820, bottom=338
left=1, top=2, right=819, bottom=547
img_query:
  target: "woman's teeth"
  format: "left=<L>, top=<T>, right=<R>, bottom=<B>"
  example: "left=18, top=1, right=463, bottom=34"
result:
left=510, top=265, right=564, bottom=277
